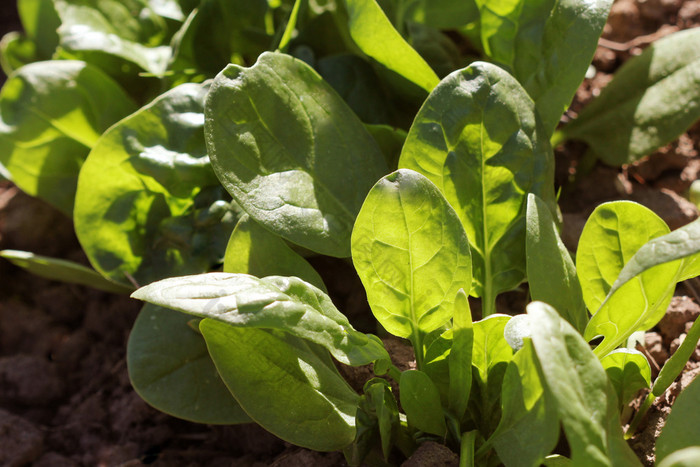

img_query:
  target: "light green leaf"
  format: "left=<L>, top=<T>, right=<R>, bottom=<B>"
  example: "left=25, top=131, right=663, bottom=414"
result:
left=0, top=60, right=136, bottom=215
left=0, top=249, right=133, bottom=294
left=201, top=320, right=359, bottom=451
left=400, top=369, right=447, bottom=436
left=576, top=201, right=669, bottom=315
left=399, top=61, right=555, bottom=316
left=74, top=82, right=235, bottom=286
left=600, top=349, right=651, bottom=408
left=656, top=374, right=700, bottom=463
left=205, top=51, right=388, bottom=258
left=562, top=28, right=700, bottom=165
left=490, top=340, right=559, bottom=467
left=351, top=169, right=472, bottom=352
left=132, top=272, right=389, bottom=366
left=342, top=0, right=440, bottom=92
left=224, top=214, right=326, bottom=292
left=528, top=301, right=640, bottom=467
left=526, top=193, right=587, bottom=332
left=586, top=216, right=700, bottom=357
left=127, top=304, right=250, bottom=424
left=0, top=0, right=60, bottom=74
left=448, top=289, right=473, bottom=421
left=658, top=447, right=700, bottom=467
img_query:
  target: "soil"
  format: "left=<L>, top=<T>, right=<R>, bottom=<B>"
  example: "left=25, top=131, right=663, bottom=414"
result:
left=0, top=1, right=699, bottom=466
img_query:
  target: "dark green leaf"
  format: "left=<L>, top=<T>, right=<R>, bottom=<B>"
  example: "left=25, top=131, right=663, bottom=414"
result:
left=600, top=349, right=651, bottom=408
left=205, top=52, right=388, bottom=257
left=526, top=193, right=587, bottom=332
left=404, top=0, right=479, bottom=29
left=201, top=320, right=359, bottom=451
left=399, top=61, right=556, bottom=316
left=74, top=83, right=235, bottom=286
left=127, top=304, right=250, bottom=424
left=563, top=28, right=700, bottom=165
left=656, top=374, right=700, bottom=463
left=351, top=169, right=472, bottom=350
left=400, top=369, right=447, bottom=436
left=132, top=272, right=389, bottom=366
left=0, top=60, right=137, bottom=215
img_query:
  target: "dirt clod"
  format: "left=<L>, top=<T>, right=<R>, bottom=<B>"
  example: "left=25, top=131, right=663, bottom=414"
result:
left=0, top=408, right=44, bottom=466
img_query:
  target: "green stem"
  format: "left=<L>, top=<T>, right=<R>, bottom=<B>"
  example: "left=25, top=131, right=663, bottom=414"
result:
left=276, top=0, right=303, bottom=53
left=626, top=392, right=654, bottom=439
left=460, top=431, right=477, bottom=467
left=411, top=327, right=424, bottom=370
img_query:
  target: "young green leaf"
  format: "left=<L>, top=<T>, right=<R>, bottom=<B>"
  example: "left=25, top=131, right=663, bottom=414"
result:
left=224, top=214, right=326, bottom=292
left=526, top=193, right=587, bottom=332
left=0, top=60, right=136, bottom=215
left=0, top=0, right=60, bottom=74
left=576, top=201, right=669, bottom=315
left=342, top=0, right=440, bottom=92
left=204, top=51, right=388, bottom=258
left=528, top=301, right=640, bottom=467
left=658, top=448, right=700, bottom=467
left=562, top=28, right=700, bottom=165
left=399, top=61, right=556, bottom=316
left=131, top=272, right=389, bottom=366
left=652, top=314, right=700, bottom=399
left=348, top=378, right=400, bottom=463
left=74, top=82, right=235, bottom=286
left=600, top=349, right=651, bottom=408
left=201, top=320, right=359, bottom=451
left=126, top=304, right=250, bottom=424
left=400, top=369, right=447, bottom=436
left=0, top=249, right=133, bottom=294
left=448, top=289, right=473, bottom=421
left=656, top=374, right=700, bottom=463
left=351, top=169, right=472, bottom=362
left=489, top=340, right=559, bottom=467
left=586, top=216, right=700, bottom=357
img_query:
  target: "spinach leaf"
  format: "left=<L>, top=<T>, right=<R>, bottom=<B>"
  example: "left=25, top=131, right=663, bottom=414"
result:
left=351, top=169, right=471, bottom=364
left=404, top=0, right=479, bottom=29
left=400, top=369, right=447, bottom=436
left=399, top=61, right=555, bottom=316
left=600, top=349, right=651, bottom=409
left=658, top=448, right=700, bottom=467
left=127, top=304, right=250, bottom=424
left=586, top=216, right=700, bottom=357
left=342, top=0, right=440, bottom=92
left=201, top=320, right=359, bottom=451
left=656, top=374, right=700, bottom=463
left=526, top=193, right=587, bottom=332
left=576, top=201, right=669, bottom=315
left=0, top=60, right=137, bottom=215
left=224, top=214, right=326, bottom=292
left=448, top=289, right=473, bottom=421
left=132, top=272, right=389, bottom=366
left=74, top=82, right=235, bottom=286
left=562, top=28, right=700, bottom=165
left=349, top=378, right=399, bottom=462
left=0, top=0, right=60, bottom=74
left=205, top=52, right=388, bottom=258
left=0, top=249, right=133, bottom=294
left=528, top=301, right=640, bottom=467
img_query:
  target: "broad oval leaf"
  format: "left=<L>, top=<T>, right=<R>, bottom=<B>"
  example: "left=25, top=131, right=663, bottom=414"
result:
left=127, top=304, right=250, bottom=424
left=205, top=51, right=388, bottom=258
left=201, top=320, right=359, bottom=451
left=600, top=349, right=651, bottom=408
left=527, top=301, right=640, bottom=467
left=0, top=60, right=136, bottom=215
left=223, top=214, right=326, bottom=292
left=563, top=28, right=700, bottom=165
left=400, top=369, right=447, bottom=436
left=351, top=169, right=472, bottom=341
left=74, top=82, right=236, bottom=286
left=576, top=201, right=669, bottom=315
left=586, top=216, right=700, bottom=357
left=399, top=61, right=556, bottom=316
left=656, top=374, right=700, bottom=463
left=526, top=193, right=587, bottom=332
left=131, top=272, right=389, bottom=366
left=342, top=0, right=440, bottom=92
left=472, top=314, right=513, bottom=382
left=0, top=249, right=133, bottom=294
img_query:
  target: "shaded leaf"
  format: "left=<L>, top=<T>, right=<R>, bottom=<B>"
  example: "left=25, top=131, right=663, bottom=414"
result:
left=400, top=369, right=447, bottom=436
left=448, top=289, right=473, bottom=421
left=656, top=374, right=700, bottom=463
left=600, top=349, right=651, bottom=408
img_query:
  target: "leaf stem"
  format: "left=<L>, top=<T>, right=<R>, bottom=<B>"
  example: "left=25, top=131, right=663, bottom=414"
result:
left=459, top=431, right=477, bottom=467
left=625, top=392, right=654, bottom=439
left=277, top=0, right=303, bottom=53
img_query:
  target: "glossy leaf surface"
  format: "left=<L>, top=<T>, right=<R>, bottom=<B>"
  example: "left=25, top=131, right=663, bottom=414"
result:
left=132, top=272, right=388, bottom=366
left=0, top=60, right=136, bottom=215
left=576, top=201, right=669, bottom=314
left=201, top=320, right=359, bottom=451
left=526, top=193, right=586, bottom=332
left=528, top=302, right=640, bottom=467
left=600, top=349, right=651, bottom=408
left=205, top=52, right=388, bottom=257
left=127, top=304, right=250, bottom=424
left=400, top=369, right=447, bottom=436
left=399, top=62, right=555, bottom=314
left=563, top=28, right=700, bottom=165
left=351, top=169, right=472, bottom=343
left=656, top=374, right=700, bottom=463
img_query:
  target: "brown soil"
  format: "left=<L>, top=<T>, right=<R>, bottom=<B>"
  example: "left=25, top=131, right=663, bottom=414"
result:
left=1, top=1, right=699, bottom=466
